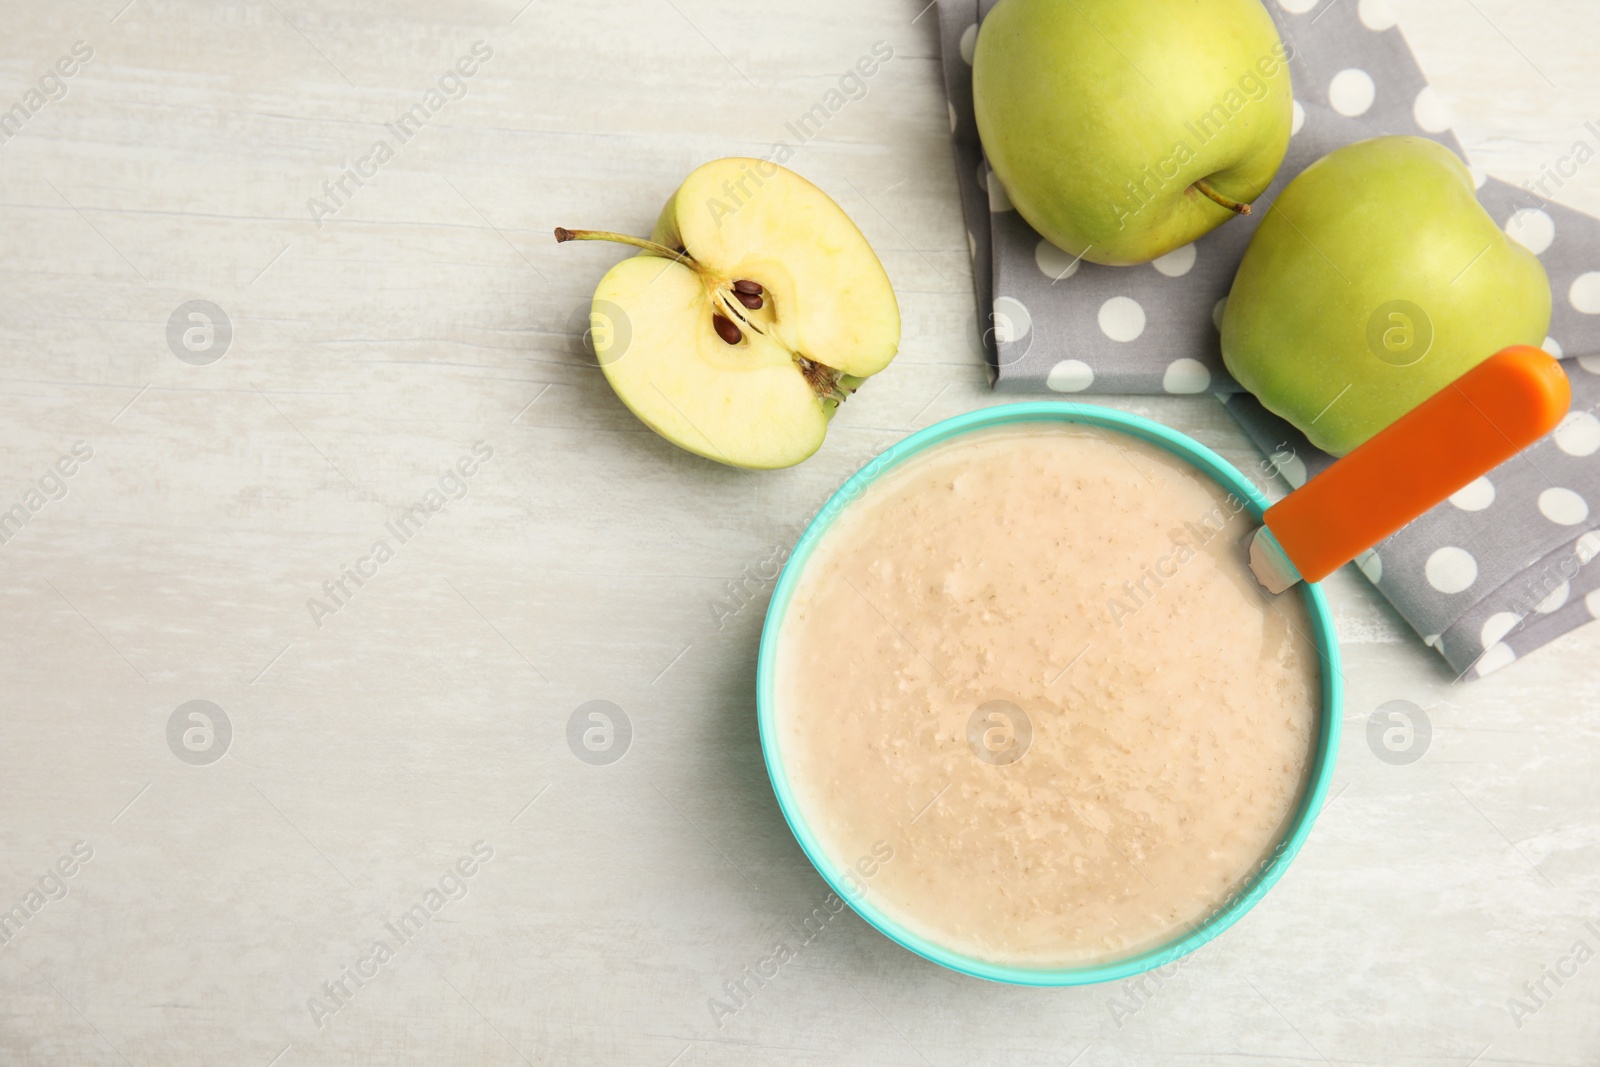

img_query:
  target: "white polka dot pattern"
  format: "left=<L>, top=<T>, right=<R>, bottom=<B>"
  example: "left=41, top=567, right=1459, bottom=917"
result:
left=1537, top=487, right=1589, bottom=526
left=1152, top=244, right=1196, bottom=278
left=1474, top=643, right=1517, bottom=677
left=1426, top=547, right=1477, bottom=594
left=1329, top=69, right=1376, bottom=116
left=1097, top=297, right=1145, bottom=343
left=1162, top=358, right=1210, bottom=394
left=982, top=165, right=1013, bottom=213
left=1554, top=412, right=1600, bottom=457
left=1570, top=273, right=1600, bottom=314
left=992, top=296, right=1030, bottom=344
left=1358, top=0, right=1398, bottom=30
left=959, top=23, right=977, bottom=65
left=1034, top=239, right=1080, bottom=282
left=1412, top=87, right=1451, bottom=132
left=1046, top=360, right=1094, bottom=393
left=1505, top=209, right=1554, bottom=255
left=1480, top=611, right=1520, bottom=649
left=1449, top=477, right=1495, bottom=512
left=1534, top=582, right=1570, bottom=614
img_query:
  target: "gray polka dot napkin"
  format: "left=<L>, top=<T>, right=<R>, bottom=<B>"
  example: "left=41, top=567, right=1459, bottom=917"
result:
left=937, top=0, right=1600, bottom=676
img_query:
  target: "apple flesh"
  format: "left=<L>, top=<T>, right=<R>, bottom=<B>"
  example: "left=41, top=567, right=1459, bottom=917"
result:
left=1222, top=136, right=1552, bottom=455
left=557, top=158, right=899, bottom=470
left=973, top=0, right=1292, bottom=266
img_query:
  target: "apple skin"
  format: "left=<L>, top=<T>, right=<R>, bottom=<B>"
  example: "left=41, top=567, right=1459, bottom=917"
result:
left=972, top=0, right=1292, bottom=266
left=1222, top=136, right=1552, bottom=456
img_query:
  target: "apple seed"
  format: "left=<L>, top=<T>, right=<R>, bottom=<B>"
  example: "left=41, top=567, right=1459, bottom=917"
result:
left=712, top=314, right=743, bottom=345
left=733, top=279, right=763, bottom=296
left=734, top=290, right=764, bottom=310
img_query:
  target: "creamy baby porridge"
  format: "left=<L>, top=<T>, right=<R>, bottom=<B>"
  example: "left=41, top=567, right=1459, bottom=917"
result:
left=775, top=422, right=1321, bottom=968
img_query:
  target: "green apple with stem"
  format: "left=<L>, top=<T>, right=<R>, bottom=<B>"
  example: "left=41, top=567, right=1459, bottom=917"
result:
left=1222, top=136, right=1552, bottom=455
left=556, top=158, right=899, bottom=470
left=972, top=0, right=1293, bottom=266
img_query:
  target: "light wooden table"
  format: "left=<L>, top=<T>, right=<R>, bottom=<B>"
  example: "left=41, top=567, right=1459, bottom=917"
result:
left=1, top=1, right=1597, bottom=1063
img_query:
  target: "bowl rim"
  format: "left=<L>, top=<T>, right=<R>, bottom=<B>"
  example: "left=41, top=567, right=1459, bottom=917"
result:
left=754, top=401, right=1344, bottom=987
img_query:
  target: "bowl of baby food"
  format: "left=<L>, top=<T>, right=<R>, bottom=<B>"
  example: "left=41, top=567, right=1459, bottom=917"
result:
left=756, top=402, right=1342, bottom=986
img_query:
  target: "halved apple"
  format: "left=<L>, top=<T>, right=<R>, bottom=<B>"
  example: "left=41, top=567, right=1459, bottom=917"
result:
left=557, top=158, right=901, bottom=469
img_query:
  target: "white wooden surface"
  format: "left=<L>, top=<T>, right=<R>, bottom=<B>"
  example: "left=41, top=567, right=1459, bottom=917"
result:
left=1, top=0, right=1598, bottom=1063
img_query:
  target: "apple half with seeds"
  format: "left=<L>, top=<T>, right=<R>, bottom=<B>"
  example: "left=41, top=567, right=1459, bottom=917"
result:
left=557, top=157, right=901, bottom=469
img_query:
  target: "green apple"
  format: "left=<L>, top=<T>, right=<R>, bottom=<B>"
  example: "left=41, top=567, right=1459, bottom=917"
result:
left=556, top=158, right=900, bottom=469
left=1222, top=136, right=1552, bottom=455
left=972, top=0, right=1293, bottom=266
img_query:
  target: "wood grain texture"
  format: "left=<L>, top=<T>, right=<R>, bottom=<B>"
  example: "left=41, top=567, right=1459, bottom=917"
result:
left=0, top=0, right=1596, bottom=1063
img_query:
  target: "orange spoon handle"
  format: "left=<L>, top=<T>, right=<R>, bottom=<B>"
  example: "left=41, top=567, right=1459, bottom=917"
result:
left=1264, top=346, right=1571, bottom=584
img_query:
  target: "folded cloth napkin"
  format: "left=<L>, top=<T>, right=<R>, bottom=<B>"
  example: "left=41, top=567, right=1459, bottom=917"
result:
left=937, top=0, right=1600, bottom=677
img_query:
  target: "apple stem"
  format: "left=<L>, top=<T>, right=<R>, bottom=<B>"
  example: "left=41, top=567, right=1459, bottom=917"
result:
left=1192, top=179, right=1252, bottom=216
left=553, top=228, right=692, bottom=262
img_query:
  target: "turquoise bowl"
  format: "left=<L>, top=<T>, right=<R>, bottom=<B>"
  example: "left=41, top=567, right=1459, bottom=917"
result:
left=755, top=402, right=1343, bottom=986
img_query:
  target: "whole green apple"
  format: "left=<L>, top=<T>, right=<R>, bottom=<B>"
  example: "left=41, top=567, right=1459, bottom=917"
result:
left=972, top=0, right=1292, bottom=266
left=1221, top=136, right=1552, bottom=456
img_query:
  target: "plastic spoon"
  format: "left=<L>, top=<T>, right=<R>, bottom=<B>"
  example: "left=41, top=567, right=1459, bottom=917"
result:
left=1248, top=346, right=1572, bottom=593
